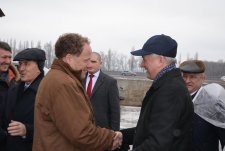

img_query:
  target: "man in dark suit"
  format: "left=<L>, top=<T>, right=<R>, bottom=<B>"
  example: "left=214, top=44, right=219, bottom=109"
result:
left=120, top=34, right=194, bottom=151
left=85, top=52, right=120, bottom=131
left=180, top=60, right=225, bottom=151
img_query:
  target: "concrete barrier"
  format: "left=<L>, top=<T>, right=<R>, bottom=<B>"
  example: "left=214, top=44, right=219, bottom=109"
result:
left=116, top=76, right=225, bottom=106
left=116, top=77, right=152, bottom=106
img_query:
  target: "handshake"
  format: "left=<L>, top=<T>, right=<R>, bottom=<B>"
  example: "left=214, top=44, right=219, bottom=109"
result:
left=110, top=130, right=132, bottom=151
left=111, top=131, right=123, bottom=150
left=110, top=128, right=134, bottom=151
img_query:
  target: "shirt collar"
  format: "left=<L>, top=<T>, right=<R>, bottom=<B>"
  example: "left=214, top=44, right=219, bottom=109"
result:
left=88, top=70, right=100, bottom=78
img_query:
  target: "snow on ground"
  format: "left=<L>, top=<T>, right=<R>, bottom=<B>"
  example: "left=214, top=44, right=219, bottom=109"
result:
left=120, top=106, right=141, bottom=129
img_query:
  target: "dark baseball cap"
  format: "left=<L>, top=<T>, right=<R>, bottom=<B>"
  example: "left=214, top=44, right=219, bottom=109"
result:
left=131, top=34, right=177, bottom=58
left=180, top=60, right=205, bottom=73
left=14, top=48, right=46, bottom=61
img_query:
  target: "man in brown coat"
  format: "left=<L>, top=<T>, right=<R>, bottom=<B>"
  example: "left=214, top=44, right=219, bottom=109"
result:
left=33, top=33, right=122, bottom=151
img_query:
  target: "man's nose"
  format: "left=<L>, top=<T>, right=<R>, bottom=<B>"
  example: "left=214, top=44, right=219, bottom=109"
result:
left=184, top=77, right=191, bottom=83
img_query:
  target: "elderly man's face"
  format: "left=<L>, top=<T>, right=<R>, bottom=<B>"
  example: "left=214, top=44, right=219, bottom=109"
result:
left=19, top=60, right=40, bottom=84
left=0, top=48, right=12, bottom=72
left=182, top=73, right=205, bottom=94
left=140, top=54, right=165, bottom=80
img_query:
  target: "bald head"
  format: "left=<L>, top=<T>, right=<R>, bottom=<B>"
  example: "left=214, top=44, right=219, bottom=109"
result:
left=92, top=52, right=102, bottom=63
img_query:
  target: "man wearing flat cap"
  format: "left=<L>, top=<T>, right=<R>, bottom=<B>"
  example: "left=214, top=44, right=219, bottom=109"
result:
left=180, top=60, right=206, bottom=97
left=120, top=34, right=193, bottom=151
left=180, top=60, right=225, bottom=151
left=2, top=48, right=46, bottom=151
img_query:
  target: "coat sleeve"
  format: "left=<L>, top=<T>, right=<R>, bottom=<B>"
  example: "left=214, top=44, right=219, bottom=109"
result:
left=24, top=124, right=33, bottom=142
left=134, top=86, right=185, bottom=151
left=108, top=79, right=120, bottom=131
left=50, top=83, right=115, bottom=151
left=120, top=127, right=135, bottom=144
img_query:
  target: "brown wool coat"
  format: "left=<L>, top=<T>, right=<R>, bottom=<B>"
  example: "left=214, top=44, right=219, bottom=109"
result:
left=33, top=59, right=115, bottom=151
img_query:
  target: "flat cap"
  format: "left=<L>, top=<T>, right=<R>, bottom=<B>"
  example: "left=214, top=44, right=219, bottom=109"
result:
left=14, top=48, right=46, bottom=61
left=180, top=60, right=205, bottom=73
left=131, top=34, right=177, bottom=58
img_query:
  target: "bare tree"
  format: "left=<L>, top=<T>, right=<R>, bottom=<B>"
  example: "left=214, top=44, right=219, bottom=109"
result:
left=194, top=52, right=199, bottom=60
left=36, top=41, right=42, bottom=49
left=107, top=49, right=112, bottom=71
left=129, top=47, right=135, bottom=71
left=43, top=42, right=53, bottom=68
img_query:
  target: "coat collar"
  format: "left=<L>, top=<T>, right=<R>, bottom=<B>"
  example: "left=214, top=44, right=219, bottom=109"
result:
left=51, top=59, right=83, bottom=84
left=8, top=64, right=20, bottom=82
left=22, top=72, right=44, bottom=92
left=151, top=68, right=181, bottom=90
left=91, top=70, right=105, bottom=97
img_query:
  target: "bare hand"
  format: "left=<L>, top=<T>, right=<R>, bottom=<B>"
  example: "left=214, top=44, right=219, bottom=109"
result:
left=7, top=120, right=26, bottom=137
left=111, top=131, right=123, bottom=150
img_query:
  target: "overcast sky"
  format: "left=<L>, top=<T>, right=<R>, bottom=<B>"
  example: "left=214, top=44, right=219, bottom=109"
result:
left=1, top=0, right=225, bottom=62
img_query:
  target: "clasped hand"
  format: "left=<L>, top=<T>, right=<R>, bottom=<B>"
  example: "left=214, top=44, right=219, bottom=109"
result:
left=111, top=131, right=123, bottom=150
left=7, top=120, right=26, bottom=137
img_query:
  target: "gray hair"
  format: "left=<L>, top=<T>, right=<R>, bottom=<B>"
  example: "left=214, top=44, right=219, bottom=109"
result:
left=151, top=53, right=177, bottom=65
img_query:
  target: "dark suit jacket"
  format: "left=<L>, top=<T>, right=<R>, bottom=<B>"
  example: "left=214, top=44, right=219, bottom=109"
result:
left=84, top=70, right=120, bottom=131
left=121, top=69, right=194, bottom=151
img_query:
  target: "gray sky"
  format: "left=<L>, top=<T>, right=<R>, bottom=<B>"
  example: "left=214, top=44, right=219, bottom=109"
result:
left=1, top=0, right=225, bottom=61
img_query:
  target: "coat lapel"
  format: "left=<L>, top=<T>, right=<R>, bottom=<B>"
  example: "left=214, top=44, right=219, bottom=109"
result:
left=91, top=71, right=104, bottom=98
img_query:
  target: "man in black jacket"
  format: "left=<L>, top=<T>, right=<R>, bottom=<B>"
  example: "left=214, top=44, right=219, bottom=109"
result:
left=120, top=34, right=193, bottom=151
left=0, top=41, right=20, bottom=150
left=3, top=48, right=46, bottom=151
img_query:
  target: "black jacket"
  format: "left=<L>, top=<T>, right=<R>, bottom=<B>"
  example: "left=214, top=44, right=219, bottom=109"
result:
left=3, top=73, right=44, bottom=151
left=121, top=69, right=194, bottom=151
left=192, top=103, right=225, bottom=151
left=0, top=65, right=20, bottom=150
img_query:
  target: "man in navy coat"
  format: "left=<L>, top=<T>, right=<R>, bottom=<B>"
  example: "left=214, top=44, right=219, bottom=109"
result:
left=120, top=34, right=194, bottom=151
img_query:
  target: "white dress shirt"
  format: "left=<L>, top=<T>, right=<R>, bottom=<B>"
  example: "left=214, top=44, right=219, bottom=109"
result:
left=85, top=70, right=100, bottom=91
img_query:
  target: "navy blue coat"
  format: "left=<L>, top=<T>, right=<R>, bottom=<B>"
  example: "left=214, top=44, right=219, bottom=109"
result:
left=3, top=73, right=44, bottom=151
left=121, top=69, right=194, bottom=151
left=192, top=110, right=225, bottom=151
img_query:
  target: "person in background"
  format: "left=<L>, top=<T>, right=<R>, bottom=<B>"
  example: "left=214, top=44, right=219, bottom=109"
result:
left=33, top=33, right=122, bottom=151
left=120, top=34, right=193, bottom=151
left=180, top=60, right=225, bottom=151
left=85, top=52, right=120, bottom=131
left=3, top=48, right=46, bottom=151
left=0, top=41, right=20, bottom=150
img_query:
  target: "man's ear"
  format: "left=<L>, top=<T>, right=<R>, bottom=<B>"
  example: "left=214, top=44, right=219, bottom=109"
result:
left=62, top=54, right=72, bottom=64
